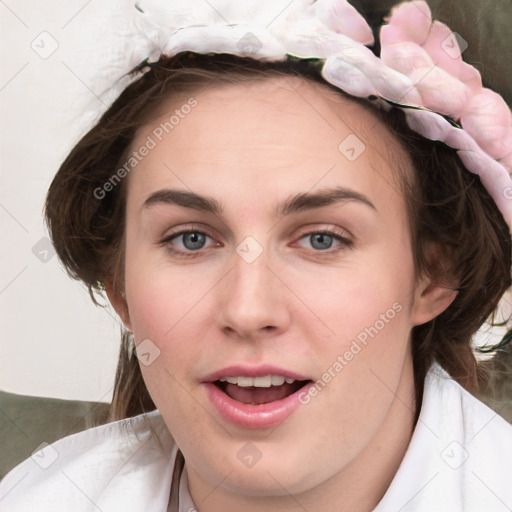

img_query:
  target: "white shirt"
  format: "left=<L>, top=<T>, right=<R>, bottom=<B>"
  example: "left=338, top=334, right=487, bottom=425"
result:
left=1, top=363, right=511, bottom=512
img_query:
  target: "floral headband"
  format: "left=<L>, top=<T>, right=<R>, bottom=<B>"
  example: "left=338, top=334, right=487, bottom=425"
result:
left=106, top=0, right=512, bottom=232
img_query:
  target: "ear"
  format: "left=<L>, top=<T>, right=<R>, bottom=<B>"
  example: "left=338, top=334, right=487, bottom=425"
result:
left=104, top=278, right=133, bottom=332
left=411, top=246, right=458, bottom=326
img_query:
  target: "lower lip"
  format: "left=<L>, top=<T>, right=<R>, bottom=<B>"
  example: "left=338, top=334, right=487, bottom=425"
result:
left=203, top=382, right=312, bottom=429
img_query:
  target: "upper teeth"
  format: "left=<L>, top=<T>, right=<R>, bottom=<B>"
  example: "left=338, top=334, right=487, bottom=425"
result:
left=218, top=375, right=296, bottom=387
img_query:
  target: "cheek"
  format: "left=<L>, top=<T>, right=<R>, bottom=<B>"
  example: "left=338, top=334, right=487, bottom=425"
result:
left=127, top=284, right=176, bottom=341
left=123, top=252, right=218, bottom=387
left=289, top=249, right=415, bottom=420
left=126, top=274, right=208, bottom=376
left=124, top=267, right=208, bottom=429
left=294, top=248, right=414, bottom=347
left=124, top=242, right=210, bottom=341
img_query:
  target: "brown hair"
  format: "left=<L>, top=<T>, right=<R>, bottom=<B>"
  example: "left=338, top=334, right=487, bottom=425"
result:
left=44, top=51, right=511, bottom=422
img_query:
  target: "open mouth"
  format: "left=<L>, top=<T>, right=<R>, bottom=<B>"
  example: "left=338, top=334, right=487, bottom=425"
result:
left=214, top=376, right=311, bottom=405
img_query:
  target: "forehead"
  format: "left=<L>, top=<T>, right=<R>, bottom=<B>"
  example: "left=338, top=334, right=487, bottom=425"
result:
left=149, top=75, right=403, bottom=161
left=126, top=76, right=408, bottom=215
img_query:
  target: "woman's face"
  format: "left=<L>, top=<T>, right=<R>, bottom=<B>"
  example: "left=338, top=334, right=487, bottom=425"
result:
left=113, top=77, right=451, bottom=508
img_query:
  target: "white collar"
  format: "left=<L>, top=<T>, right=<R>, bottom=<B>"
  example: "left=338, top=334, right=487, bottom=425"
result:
left=374, top=363, right=512, bottom=511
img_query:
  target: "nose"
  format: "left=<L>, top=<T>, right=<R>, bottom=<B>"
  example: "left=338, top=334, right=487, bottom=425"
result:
left=216, top=242, right=291, bottom=340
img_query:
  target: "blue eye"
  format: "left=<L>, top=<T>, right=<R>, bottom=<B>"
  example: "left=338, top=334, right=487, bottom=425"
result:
left=296, top=231, right=352, bottom=253
left=179, top=232, right=208, bottom=250
left=165, top=231, right=212, bottom=254
left=308, top=233, right=335, bottom=250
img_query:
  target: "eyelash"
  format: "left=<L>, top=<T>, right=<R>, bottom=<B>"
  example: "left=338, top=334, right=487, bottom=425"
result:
left=159, top=226, right=354, bottom=259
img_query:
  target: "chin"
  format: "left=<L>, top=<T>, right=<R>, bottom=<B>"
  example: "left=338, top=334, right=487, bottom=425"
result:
left=191, top=443, right=331, bottom=498
left=212, top=462, right=310, bottom=497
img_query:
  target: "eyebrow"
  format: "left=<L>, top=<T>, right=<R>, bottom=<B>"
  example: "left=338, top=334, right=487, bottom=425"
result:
left=142, top=186, right=377, bottom=217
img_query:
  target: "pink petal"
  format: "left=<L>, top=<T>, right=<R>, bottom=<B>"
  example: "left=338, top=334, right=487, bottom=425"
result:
left=383, top=1, right=432, bottom=45
left=380, top=24, right=414, bottom=46
left=370, top=67, right=423, bottom=105
left=322, top=55, right=378, bottom=98
left=313, top=0, right=374, bottom=45
left=344, top=44, right=423, bottom=104
left=458, top=62, right=482, bottom=95
left=444, top=124, right=480, bottom=152
left=404, top=108, right=453, bottom=142
left=381, top=41, right=435, bottom=76
left=500, top=151, right=512, bottom=174
left=422, top=21, right=463, bottom=77
left=461, top=89, right=512, bottom=159
left=411, top=66, right=470, bottom=117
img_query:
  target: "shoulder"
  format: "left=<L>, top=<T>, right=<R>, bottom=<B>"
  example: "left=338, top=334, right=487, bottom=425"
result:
left=376, top=363, right=512, bottom=512
left=0, top=410, right=177, bottom=512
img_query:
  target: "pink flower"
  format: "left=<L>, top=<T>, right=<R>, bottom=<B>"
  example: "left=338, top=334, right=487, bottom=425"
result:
left=462, top=89, right=512, bottom=164
left=380, top=1, right=478, bottom=116
left=380, top=0, right=512, bottom=173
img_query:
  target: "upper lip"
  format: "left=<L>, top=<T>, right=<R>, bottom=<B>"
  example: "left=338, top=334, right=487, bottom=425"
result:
left=202, top=364, right=312, bottom=383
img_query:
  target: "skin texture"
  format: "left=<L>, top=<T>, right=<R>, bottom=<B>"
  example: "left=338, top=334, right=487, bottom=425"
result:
left=106, top=77, right=456, bottom=512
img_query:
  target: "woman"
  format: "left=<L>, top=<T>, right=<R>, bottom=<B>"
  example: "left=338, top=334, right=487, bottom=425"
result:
left=1, top=1, right=511, bottom=510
